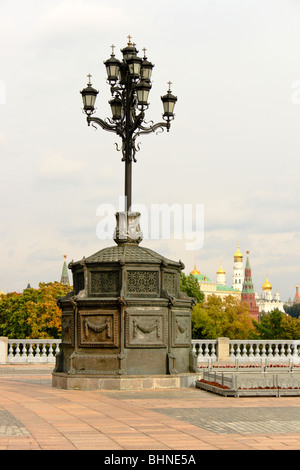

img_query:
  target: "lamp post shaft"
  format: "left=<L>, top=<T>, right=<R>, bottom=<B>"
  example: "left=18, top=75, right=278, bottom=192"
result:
left=124, top=74, right=133, bottom=212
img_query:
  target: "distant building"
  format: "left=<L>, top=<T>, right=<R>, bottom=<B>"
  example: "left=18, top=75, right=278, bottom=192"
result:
left=60, top=255, right=70, bottom=285
left=255, top=276, right=285, bottom=314
left=241, top=251, right=259, bottom=321
left=190, top=264, right=241, bottom=302
left=294, top=285, right=300, bottom=304
left=232, top=244, right=244, bottom=291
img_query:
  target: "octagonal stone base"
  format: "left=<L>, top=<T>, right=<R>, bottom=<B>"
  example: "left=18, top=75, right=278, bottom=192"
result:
left=52, top=372, right=202, bottom=390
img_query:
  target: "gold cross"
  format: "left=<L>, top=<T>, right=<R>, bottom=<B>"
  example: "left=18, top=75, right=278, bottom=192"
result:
left=142, top=47, right=147, bottom=58
left=127, top=35, right=132, bottom=45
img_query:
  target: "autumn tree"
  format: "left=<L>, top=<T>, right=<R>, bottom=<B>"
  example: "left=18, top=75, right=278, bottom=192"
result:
left=0, top=282, right=71, bottom=339
left=253, top=309, right=300, bottom=340
left=191, top=294, right=255, bottom=339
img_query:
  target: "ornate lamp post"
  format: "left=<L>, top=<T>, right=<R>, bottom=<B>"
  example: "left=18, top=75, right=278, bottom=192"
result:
left=52, top=38, right=196, bottom=391
left=80, top=36, right=177, bottom=213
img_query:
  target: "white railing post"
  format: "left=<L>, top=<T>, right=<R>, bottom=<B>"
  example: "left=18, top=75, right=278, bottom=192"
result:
left=0, top=337, right=8, bottom=364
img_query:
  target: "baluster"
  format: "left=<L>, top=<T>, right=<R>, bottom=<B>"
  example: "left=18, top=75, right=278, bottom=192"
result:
left=41, top=343, right=47, bottom=362
left=204, top=343, right=209, bottom=360
left=261, top=342, right=266, bottom=359
left=286, top=343, right=292, bottom=360
left=35, top=342, right=41, bottom=362
left=292, top=341, right=300, bottom=364
left=274, top=343, right=279, bottom=362
left=230, top=342, right=235, bottom=361
left=14, top=342, right=21, bottom=362
left=211, top=342, right=217, bottom=362
left=249, top=343, right=254, bottom=360
left=241, top=342, right=247, bottom=359
left=8, top=342, right=14, bottom=362
left=27, top=342, right=34, bottom=362
left=235, top=342, right=241, bottom=359
left=253, top=341, right=259, bottom=360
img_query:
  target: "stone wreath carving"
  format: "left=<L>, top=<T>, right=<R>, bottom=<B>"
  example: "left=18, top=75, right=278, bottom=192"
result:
left=132, top=317, right=161, bottom=339
left=175, top=319, right=188, bottom=338
left=84, top=318, right=111, bottom=339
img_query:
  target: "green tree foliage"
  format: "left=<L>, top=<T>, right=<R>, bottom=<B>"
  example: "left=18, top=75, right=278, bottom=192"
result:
left=0, top=282, right=71, bottom=339
left=284, top=303, right=300, bottom=319
left=180, top=273, right=204, bottom=304
left=191, top=294, right=255, bottom=339
left=253, top=308, right=300, bottom=340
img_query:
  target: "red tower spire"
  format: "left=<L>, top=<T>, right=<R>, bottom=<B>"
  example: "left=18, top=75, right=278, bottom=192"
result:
left=294, top=285, right=300, bottom=304
left=241, top=251, right=259, bottom=321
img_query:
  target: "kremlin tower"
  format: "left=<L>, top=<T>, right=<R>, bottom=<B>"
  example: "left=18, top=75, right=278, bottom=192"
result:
left=294, top=285, right=300, bottom=304
left=241, top=251, right=259, bottom=321
left=60, top=255, right=70, bottom=285
left=232, top=243, right=244, bottom=291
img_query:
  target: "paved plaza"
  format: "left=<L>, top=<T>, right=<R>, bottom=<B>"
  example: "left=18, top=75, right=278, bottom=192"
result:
left=0, top=364, right=300, bottom=450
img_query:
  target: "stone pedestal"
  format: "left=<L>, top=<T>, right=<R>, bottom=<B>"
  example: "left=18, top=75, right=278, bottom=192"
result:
left=216, top=337, right=230, bottom=362
left=52, top=213, right=196, bottom=390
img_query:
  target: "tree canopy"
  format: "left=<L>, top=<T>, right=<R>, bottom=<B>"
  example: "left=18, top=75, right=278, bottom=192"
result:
left=253, top=308, right=300, bottom=340
left=0, top=282, right=71, bottom=339
left=191, top=294, right=255, bottom=339
left=180, top=272, right=204, bottom=304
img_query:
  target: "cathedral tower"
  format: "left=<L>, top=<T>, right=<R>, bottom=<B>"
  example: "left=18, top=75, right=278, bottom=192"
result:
left=216, top=264, right=226, bottom=286
left=232, top=243, right=244, bottom=291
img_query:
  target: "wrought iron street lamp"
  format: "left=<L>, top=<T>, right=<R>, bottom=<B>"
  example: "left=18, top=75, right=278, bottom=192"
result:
left=80, top=36, right=177, bottom=212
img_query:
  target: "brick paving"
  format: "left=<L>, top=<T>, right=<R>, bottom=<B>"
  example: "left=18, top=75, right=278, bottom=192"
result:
left=0, top=365, right=300, bottom=450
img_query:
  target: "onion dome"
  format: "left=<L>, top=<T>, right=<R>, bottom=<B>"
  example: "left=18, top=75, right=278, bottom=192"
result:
left=234, top=244, right=243, bottom=262
left=262, top=276, right=272, bottom=291
left=190, top=265, right=201, bottom=276
left=217, top=265, right=226, bottom=275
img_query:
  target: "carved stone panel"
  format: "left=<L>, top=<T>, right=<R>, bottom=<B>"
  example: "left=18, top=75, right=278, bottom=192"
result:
left=90, top=271, right=120, bottom=295
left=163, top=272, right=176, bottom=295
left=61, top=311, right=74, bottom=347
left=74, top=271, right=84, bottom=295
left=126, top=270, right=159, bottom=295
left=125, top=308, right=167, bottom=348
left=78, top=310, right=119, bottom=348
left=171, top=310, right=191, bottom=347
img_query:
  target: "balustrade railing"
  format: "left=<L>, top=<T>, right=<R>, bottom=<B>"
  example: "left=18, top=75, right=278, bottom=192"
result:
left=192, top=339, right=300, bottom=365
left=0, top=337, right=299, bottom=365
left=6, top=339, right=61, bottom=364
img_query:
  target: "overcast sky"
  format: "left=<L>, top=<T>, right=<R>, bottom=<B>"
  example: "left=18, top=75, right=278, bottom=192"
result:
left=1, top=0, right=300, bottom=302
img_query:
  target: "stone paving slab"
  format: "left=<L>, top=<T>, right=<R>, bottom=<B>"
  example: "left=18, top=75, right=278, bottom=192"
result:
left=153, top=406, right=300, bottom=434
left=0, top=365, right=300, bottom=450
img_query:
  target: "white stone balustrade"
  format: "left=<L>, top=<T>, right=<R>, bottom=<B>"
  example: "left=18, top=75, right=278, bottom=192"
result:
left=0, top=337, right=299, bottom=365
left=192, top=339, right=300, bottom=365
left=0, top=339, right=61, bottom=364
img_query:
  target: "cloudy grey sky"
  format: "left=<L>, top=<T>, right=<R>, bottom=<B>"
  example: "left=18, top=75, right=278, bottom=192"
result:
left=1, top=0, right=300, bottom=301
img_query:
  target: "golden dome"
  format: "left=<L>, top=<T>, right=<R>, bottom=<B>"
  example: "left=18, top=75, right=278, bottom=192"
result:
left=217, top=265, right=226, bottom=274
left=190, top=265, right=201, bottom=275
left=234, top=245, right=243, bottom=261
left=262, top=276, right=272, bottom=291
